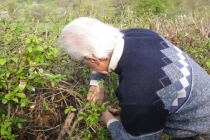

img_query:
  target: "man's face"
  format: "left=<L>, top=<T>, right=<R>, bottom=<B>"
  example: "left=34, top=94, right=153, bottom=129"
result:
left=84, top=55, right=110, bottom=74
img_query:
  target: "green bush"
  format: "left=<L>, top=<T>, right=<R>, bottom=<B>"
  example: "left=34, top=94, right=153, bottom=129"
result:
left=0, top=13, right=62, bottom=140
left=128, top=0, right=170, bottom=15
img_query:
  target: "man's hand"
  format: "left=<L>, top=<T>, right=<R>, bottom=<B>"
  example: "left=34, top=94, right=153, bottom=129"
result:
left=101, top=107, right=120, bottom=124
left=109, top=107, right=120, bottom=115
left=87, top=85, right=104, bottom=104
left=101, top=110, right=115, bottom=124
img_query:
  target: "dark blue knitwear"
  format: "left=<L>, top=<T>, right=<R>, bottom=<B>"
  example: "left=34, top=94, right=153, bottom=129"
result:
left=90, top=28, right=210, bottom=139
left=114, top=28, right=170, bottom=136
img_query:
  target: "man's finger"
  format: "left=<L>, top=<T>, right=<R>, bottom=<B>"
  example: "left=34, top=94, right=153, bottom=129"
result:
left=87, top=94, right=93, bottom=100
left=109, top=107, right=120, bottom=115
left=87, top=92, right=96, bottom=100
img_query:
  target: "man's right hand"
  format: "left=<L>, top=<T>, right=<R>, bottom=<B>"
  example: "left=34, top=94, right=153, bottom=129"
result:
left=87, top=85, right=104, bottom=104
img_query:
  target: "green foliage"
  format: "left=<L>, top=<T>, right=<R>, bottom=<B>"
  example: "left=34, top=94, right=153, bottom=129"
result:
left=0, top=111, right=26, bottom=140
left=77, top=102, right=109, bottom=139
left=129, top=0, right=170, bottom=15
left=0, top=10, right=63, bottom=140
left=78, top=102, right=107, bottom=126
left=64, top=106, right=77, bottom=114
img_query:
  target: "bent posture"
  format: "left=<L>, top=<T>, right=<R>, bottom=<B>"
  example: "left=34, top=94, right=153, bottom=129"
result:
left=59, top=17, right=210, bottom=140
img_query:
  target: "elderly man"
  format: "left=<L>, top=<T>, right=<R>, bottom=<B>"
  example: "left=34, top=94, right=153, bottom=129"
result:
left=59, top=17, right=210, bottom=140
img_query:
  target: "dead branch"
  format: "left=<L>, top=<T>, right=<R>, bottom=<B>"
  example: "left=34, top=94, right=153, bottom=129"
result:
left=57, top=112, right=75, bottom=140
left=68, top=119, right=78, bottom=137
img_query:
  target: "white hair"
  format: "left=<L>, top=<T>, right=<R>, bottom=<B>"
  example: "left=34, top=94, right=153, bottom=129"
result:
left=59, top=17, right=124, bottom=61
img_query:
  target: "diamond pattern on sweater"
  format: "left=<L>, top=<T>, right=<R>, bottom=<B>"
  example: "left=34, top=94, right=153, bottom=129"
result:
left=158, top=40, right=193, bottom=113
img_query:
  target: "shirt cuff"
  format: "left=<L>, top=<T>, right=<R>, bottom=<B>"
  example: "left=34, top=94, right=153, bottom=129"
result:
left=90, top=79, right=101, bottom=86
left=107, top=118, right=119, bottom=128
left=90, top=71, right=107, bottom=85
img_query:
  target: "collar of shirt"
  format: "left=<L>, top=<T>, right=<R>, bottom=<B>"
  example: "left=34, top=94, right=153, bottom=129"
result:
left=108, top=38, right=124, bottom=72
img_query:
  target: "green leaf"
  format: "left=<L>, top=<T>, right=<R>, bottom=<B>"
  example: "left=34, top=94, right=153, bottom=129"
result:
left=44, top=73, right=54, bottom=78
left=71, top=108, right=77, bottom=112
left=64, top=109, right=69, bottom=114
left=51, top=81, right=55, bottom=87
left=21, top=102, right=26, bottom=107
left=44, top=102, right=49, bottom=109
left=19, top=118, right=27, bottom=123
left=17, top=123, right=22, bottom=129
left=8, top=134, right=16, bottom=140
left=27, top=46, right=32, bottom=52
left=0, top=58, right=6, bottom=65
left=25, top=38, right=31, bottom=45
left=1, top=130, right=8, bottom=135
left=12, top=97, right=19, bottom=103
left=80, top=111, right=86, bottom=116
left=78, top=116, right=84, bottom=121
left=11, top=57, right=18, bottom=63
left=2, top=98, right=8, bottom=104
left=20, top=98, right=29, bottom=107
left=206, top=61, right=210, bottom=67
left=85, top=102, right=90, bottom=107
left=16, top=67, right=24, bottom=74
left=36, top=46, right=44, bottom=52
left=6, top=71, right=10, bottom=77
left=2, top=82, right=7, bottom=89
left=16, top=93, right=26, bottom=99
left=26, top=85, right=35, bottom=92
left=29, top=72, right=37, bottom=79
left=5, top=122, right=12, bottom=128
left=35, top=57, right=41, bottom=63
left=5, top=92, right=14, bottom=99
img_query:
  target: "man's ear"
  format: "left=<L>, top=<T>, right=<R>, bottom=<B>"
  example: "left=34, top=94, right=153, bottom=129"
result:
left=86, top=55, right=100, bottom=65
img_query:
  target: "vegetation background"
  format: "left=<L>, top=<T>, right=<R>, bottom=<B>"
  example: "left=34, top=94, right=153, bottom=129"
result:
left=0, top=0, right=210, bottom=140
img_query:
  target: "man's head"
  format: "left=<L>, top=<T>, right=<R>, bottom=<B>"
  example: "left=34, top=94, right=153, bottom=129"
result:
left=59, top=17, right=123, bottom=73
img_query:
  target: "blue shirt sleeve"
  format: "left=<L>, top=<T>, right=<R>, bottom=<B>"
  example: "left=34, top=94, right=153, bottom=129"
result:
left=108, top=121, right=163, bottom=140
left=90, top=71, right=107, bottom=85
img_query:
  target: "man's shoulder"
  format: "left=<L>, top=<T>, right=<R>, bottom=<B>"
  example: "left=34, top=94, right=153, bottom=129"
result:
left=121, top=28, right=159, bottom=37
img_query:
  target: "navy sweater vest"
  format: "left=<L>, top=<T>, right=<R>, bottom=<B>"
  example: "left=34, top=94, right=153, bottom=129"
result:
left=114, top=29, right=172, bottom=136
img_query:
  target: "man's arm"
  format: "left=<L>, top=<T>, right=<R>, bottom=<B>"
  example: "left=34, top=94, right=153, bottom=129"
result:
left=88, top=71, right=107, bottom=103
left=101, top=110, right=163, bottom=140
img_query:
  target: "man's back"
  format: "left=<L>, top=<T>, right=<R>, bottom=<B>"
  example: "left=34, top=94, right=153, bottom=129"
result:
left=114, top=28, right=210, bottom=137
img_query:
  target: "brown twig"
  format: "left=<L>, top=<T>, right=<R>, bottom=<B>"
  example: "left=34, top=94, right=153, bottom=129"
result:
left=68, top=119, right=78, bottom=137
left=25, top=124, right=60, bottom=132
left=57, top=112, right=75, bottom=140
left=7, top=101, right=11, bottom=121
